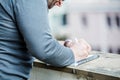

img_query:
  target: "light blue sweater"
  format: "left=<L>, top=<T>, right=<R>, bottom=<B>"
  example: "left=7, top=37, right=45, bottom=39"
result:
left=0, top=0, right=74, bottom=80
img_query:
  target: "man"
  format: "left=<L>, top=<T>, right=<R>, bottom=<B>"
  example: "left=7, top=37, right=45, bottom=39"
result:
left=0, top=0, right=91, bottom=80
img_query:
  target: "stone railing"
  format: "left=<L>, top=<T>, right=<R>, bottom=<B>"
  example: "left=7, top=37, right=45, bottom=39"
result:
left=29, top=51, right=120, bottom=80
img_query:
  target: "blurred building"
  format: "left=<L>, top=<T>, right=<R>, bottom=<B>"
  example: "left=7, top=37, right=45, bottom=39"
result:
left=49, top=0, right=120, bottom=54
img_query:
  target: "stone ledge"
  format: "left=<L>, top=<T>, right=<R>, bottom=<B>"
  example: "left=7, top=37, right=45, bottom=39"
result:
left=33, top=51, right=120, bottom=80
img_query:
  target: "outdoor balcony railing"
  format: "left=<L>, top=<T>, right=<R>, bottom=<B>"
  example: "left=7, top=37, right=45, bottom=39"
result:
left=29, top=51, right=120, bottom=80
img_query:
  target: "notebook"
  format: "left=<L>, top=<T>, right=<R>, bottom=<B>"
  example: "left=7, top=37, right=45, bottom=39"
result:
left=71, top=54, right=99, bottom=66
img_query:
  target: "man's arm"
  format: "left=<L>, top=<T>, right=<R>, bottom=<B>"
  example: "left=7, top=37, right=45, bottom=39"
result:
left=13, top=0, right=75, bottom=67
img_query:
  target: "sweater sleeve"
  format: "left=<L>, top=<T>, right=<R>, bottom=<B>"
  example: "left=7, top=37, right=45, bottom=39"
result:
left=13, top=0, right=75, bottom=67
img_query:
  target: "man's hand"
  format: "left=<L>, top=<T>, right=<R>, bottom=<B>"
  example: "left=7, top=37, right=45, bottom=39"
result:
left=64, top=39, right=91, bottom=61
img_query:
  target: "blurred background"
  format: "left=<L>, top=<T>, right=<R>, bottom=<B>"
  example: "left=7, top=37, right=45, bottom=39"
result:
left=48, top=0, right=120, bottom=54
